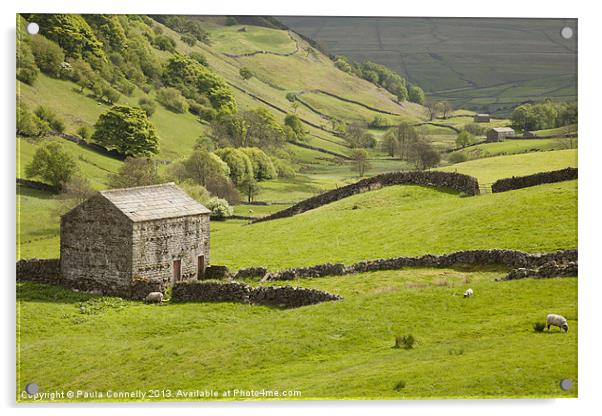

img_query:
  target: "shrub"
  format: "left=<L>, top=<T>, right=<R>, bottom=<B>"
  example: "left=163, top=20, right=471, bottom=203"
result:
left=198, top=106, right=218, bottom=122
left=240, top=147, right=276, bottom=180
left=35, top=105, right=65, bottom=133
left=108, top=157, right=162, bottom=188
left=176, top=179, right=210, bottom=205
left=77, top=126, right=91, bottom=140
left=138, top=97, right=157, bottom=117
left=152, top=34, right=176, bottom=52
left=271, top=157, right=296, bottom=178
left=214, top=147, right=254, bottom=185
left=394, top=335, right=415, bottom=350
left=156, top=87, right=189, bottom=113
left=206, top=197, right=233, bottom=219
left=25, top=141, right=78, bottom=188
left=239, top=67, right=254, bottom=80
left=408, top=85, right=425, bottom=105
left=17, top=103, right=50, bottom=137
left=180, top=33, right=196, bottom=46
left=447, top=152, right=467, bottom=164
left=17, top=42, right=39, bottom=85
left=369, top=115, right=388, bottom=128
left=533, top=322, right=546, bottom=333
left=93, top=105, right=159, bottom=157
left=205, top=175, right=240, bottom=204
left=189, top=51, right=208, bottom=66
left=464, top=123, right=485, bottom=136
left=285, top=92, right=297, bottom=103
left=29, top=34, right=65, bottom=76
left=456, top=131, right=475, bottom=148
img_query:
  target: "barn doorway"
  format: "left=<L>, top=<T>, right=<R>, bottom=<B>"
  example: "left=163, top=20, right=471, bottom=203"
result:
left=197, top=255, right=205, bottom=279
left=173, top=259, right=181, bottom=283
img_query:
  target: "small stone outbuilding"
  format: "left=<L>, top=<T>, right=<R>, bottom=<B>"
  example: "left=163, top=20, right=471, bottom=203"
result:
left=60, top=183, right=211, bottom=298
left=474, top=113, right=491, bottom=123
left=487, top=127, right=515, bottom=142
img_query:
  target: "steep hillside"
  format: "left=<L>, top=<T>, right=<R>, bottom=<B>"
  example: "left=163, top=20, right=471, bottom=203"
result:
left=281, top=17, right=577, bottom=115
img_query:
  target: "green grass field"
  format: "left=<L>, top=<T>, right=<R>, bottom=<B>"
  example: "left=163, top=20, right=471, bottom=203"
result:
left=209, top=25, right=298, bottom=55
left=211, top=181, right=576, bottom=270
left=448, top=139, right=577, bottom=162
left=439, top=149, right=577, bottom=185
left=17, top=267, right=577, bottom=401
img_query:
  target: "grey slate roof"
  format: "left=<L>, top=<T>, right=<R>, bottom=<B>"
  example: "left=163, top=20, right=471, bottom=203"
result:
left=492, top=127, right=515, bottom=133
left=100, top=182, right=210, bottom=222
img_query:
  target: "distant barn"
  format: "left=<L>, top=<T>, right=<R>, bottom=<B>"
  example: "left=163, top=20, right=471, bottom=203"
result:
left=60, top=183, right=211, bottom=297
left=474, top=113, right=491, bottom=123
left=487, top=127, right=515, bottom=142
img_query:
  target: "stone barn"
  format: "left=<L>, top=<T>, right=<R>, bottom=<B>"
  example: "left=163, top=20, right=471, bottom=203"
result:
left=474, top=113, right=490, bottom=123
left=60, top=183, right=211, bottom=298
left=487, top=127, right=515, bottom=142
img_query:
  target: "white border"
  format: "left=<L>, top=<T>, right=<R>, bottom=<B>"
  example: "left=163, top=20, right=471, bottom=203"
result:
left=2, top=1, right=601, bottom=415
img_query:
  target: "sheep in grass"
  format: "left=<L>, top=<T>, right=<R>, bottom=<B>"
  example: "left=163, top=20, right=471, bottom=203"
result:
left=546, top=314, right=569, bottom=332
left=144, top=292, right=164, bottom=304
left=463, top=288, right=473, bottom=298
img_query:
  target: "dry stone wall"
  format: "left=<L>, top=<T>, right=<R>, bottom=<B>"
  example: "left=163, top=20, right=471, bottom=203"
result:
left=496, top=261, right=578, bottom=281
left=491, top=167, right=577, bottom=193
left=252, top=171, right=480, bottom=223
left=258, top=249, right=578, bottom=281
left=171, top=281, right=341, bottom=308
left=17, top=258, right=61, bottom=284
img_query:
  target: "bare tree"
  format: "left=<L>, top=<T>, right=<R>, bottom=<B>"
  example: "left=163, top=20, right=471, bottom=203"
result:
left=424, top=101, right=440, bottom=121
left=440, top=101, right=453, bottom=119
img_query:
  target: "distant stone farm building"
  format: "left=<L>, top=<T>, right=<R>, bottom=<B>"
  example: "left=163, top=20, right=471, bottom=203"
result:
left=474, top=113, right=491, bottom=123
left=487, top=127, right=515, bottom=142
left=60, top=183, right=211, bottom=297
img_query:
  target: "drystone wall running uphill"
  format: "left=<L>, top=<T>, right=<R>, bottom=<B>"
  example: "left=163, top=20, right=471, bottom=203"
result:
left=17, top=178, right=60, bottom=194
left=252, top=249, right=578, bottom=281
left=252, top=171, right=480, bottom=223
left=491, top=167, right=577, bottom=193
left=171, top=281, right=341, bottom=308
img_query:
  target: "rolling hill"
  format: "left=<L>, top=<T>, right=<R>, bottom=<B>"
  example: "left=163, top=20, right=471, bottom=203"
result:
left=280, top=17, right=577, bottom=115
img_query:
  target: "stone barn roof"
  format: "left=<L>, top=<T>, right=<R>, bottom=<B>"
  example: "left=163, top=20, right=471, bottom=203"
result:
left=491, top=127, right=515, bottom=133
left=99, top=182, right=210, bottom=222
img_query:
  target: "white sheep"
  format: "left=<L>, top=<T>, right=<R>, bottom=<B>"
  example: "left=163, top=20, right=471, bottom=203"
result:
left=463, top=288, right=473, bottom=298
left=546, top=314, right=569, bottom=332
left=144, top=292, right=164, bottom=304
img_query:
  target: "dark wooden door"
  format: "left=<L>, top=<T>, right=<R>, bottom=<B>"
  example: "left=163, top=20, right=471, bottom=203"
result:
left=198, top=255, right=205, bottom=279
left=173, top=259, right=181, bottom=283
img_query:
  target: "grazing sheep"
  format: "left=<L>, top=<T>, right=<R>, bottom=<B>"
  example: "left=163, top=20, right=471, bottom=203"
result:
left=463, top=288, right=473, bottom=298
left=144, top=292, right=164, bottom=304
left=546, top=314, right=569, bottom=332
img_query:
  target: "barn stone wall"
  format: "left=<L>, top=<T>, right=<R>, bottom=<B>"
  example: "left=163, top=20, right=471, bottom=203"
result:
left=131, top=214, right=210, bottom=289
left=252, top=171, right=480, bottom=224
left=60, top=195, right=134, bottom=295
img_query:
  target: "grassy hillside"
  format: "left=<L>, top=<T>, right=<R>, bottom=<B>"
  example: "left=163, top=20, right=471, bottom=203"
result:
left=448, top=139, right=576, bottom=161
left=439, top=149, right=577, bottom=185
left=17, top=269, right=577, bottom=401
left=281, top=17, right=577, bottom=115
left=211, top=181, right=576, bottom=270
